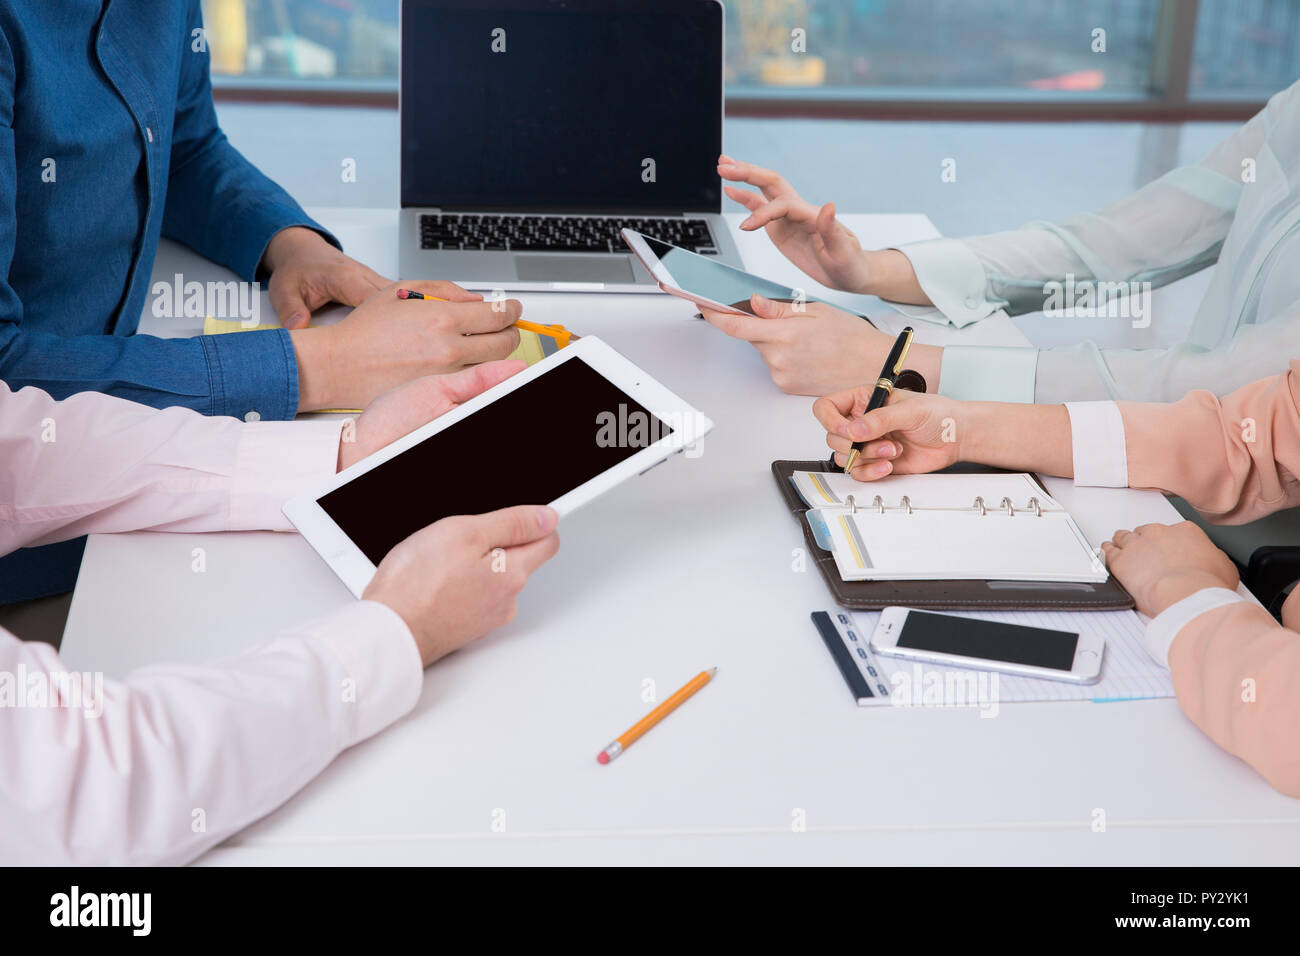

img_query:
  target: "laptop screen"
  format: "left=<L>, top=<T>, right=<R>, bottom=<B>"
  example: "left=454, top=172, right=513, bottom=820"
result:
left=401, top=0, right=723, bottom=213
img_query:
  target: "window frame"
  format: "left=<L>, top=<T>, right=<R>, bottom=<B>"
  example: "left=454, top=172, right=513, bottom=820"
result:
left=211, top=0, right=1267, bottom=122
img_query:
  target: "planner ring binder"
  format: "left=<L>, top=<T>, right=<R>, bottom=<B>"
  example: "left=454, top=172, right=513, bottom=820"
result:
left=838, top=494, right=1050, bottom=516
left=772, top=458, right=1135, bottom=611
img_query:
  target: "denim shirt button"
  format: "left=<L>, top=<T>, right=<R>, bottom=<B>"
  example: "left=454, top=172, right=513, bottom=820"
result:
left=244, top=410, right=261, bottom=422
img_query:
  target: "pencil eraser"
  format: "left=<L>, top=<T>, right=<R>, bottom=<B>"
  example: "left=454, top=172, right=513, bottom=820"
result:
left=396, top=288, right=411, bottom=299
left=596, top=751, right=610, bottom=765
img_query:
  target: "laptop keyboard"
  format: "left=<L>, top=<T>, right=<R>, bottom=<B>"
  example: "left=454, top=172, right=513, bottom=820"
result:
left=419, top=214, right=718, bottom=254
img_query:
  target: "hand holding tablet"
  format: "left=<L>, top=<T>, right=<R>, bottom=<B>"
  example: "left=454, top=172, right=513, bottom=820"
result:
left=363, top=503, right=561, bottom=666
left=335, top=359, right=528, bottom=472
left=287, top=336, right=714, bottom=597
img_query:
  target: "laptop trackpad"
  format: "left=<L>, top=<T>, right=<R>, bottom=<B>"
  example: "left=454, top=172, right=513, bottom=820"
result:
left=514, top=254, right=635, bottom=284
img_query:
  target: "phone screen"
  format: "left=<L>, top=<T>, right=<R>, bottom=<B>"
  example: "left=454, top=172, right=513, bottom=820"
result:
left=317, top=356, right=671, bottom=566
left=896, top=611, right=1079, bottom=671
left=642, top=235, right=812, bottom=314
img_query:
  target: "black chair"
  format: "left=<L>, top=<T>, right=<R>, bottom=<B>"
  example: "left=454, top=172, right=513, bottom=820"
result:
left=1242, top=547, right=1300, bottom=620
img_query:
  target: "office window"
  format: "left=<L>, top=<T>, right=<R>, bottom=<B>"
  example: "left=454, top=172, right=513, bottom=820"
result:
left=203, top=0, right=1295, bottom=110
left=205, top=0, right=1162, bottom=95
left=1191, top=0, right=1300, bottom=97
left=723, top=0, right=1159, bottom=97
left=202, top=0, right=399, bottom=86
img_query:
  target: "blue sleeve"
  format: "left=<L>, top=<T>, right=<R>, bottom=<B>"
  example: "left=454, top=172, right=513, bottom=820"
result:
left=162, top=0, right=339, bottom=280
left=0, top=323, right=300, bottom=420
left=0, top=14, right=299, bottom=421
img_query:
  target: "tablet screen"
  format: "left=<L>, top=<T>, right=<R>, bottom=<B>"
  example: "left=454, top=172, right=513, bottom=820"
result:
left=318, top=356, right=673, bottom=565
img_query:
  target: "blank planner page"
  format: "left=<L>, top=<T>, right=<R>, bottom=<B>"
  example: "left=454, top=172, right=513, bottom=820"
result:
left=828, top=510, right=1105, bottom=582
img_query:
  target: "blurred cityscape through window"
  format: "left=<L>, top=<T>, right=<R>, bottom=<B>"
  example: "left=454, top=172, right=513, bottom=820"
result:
left=201, top=0, right=1300, bottom=100
left=1193, top=0, right=1300, bottom=95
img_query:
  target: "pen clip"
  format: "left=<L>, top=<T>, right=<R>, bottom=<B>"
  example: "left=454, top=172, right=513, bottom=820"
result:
left=891, top=327, right=915, bottom=376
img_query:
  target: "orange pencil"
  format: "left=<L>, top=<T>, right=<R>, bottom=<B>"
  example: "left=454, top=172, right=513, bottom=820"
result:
left=395, top=288, right=448, bottom=301
left=513, top=318, right=579, bottom=347
left=597, top=668, right=717, bottom=764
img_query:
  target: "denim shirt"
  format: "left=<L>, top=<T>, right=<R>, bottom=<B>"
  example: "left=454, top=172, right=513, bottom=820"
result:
left=0, top=0, right=335, bottom=601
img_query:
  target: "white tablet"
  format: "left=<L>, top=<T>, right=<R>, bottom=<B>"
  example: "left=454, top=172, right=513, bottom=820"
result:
left=284, top=336, right=713, bottom=597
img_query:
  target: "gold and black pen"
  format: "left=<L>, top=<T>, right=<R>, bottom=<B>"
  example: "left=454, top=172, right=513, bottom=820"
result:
left=842, top=326, right=914, bottom=474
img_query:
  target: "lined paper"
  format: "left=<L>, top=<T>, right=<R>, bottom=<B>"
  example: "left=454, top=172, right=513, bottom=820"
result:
left=833, top=607, right=1173, bottom=706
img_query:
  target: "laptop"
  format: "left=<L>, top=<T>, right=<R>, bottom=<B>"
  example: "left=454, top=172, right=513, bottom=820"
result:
left=398, top=0, right=742, bottom=293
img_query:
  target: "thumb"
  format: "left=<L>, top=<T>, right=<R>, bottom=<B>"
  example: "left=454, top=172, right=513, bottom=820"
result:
left=270, top=283, right=312, bottom=330
left=475, top=505, right=559, bottom=549
left=329, top=262, right=388, bottom=307
left=854, top=398, right=926, bottom=443
left=816, top=202, right=859, bottom=258
left=750, top=293, right=798, bottom=319
left=435, top=359, right=527, bottom=406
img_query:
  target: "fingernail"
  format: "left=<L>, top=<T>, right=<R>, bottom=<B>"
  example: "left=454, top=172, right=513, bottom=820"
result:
left=885, top=442, right=899, bottom=458
left=752, top=293, right=770, bottom=306
left=288, top=311, right=307, bottom=327
left=536, top=506, right=558, bottom=531
left=869, top=461, right=892, bottom=478
left=848, top=421, right=869, bottom=440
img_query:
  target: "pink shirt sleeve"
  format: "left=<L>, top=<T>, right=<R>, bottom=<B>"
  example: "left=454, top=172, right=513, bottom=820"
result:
left=0, top=602, right=422, bottom=864
left=1083, top=365, right=1300, bottom=794
left=0, top=380, right=342, bottom=551
left=1116, top=359, right=1300, bottom=524
left=0, top=383, right=423, bottom=862
left=1167, top=597, right=1300, bottom=797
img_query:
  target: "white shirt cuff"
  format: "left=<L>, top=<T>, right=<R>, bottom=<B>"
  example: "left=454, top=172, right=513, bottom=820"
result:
left=894, top=237, right=999, bottom=328
left=1143, top=588, right=1246, bottom=668
left=230, top=419, right=344, bottom=530
left=938, top=345, right=1039, bottom=403
left=309, top=600, right=424, bottom=748
left=1065, top=402, right=1129, bottom=487
left=887, top=302, right=953, bottom=327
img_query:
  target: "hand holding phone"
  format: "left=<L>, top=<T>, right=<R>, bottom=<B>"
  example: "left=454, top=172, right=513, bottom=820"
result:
left=622, top=228, right=870, bottom=321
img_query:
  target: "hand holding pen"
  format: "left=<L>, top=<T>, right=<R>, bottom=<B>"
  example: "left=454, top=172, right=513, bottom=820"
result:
left=842, top=326, right=914, bottom=473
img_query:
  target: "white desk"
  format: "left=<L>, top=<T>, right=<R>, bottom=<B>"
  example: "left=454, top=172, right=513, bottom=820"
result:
left=61, top=211, right=1300, bottom=865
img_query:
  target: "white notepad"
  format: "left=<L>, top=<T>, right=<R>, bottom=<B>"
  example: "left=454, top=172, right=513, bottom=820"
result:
left=792, top=470, right=1106, bottom=584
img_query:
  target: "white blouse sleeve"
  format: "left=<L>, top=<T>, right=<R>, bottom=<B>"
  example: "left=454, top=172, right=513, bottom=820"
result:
left=895, top=104, right=1258, bottom=324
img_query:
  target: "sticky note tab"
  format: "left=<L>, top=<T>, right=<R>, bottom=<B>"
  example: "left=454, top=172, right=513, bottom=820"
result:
left=204, top=315, right=280, bottom=335
left=508, top=329, right=546, bottom=365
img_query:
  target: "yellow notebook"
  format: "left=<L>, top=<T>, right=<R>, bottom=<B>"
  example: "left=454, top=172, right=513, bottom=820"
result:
left=201, top=316, right=548, bottom=414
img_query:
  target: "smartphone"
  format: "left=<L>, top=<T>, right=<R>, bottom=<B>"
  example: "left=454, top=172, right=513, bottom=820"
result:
left=868, top=608, right=1105, bottom=684
left=621, top=227, right=870, bottom=322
